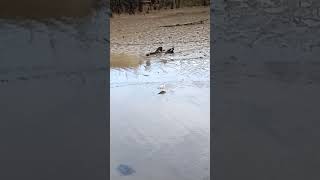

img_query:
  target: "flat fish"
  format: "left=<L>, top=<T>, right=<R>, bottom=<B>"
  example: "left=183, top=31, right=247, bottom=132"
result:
left=117, top=164, right=135, bottom=176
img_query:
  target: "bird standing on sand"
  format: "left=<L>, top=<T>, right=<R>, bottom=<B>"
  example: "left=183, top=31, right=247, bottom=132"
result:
left=158, top=84, right=166, bottom=94
left=146, top=46, right=174, bottom=56
left=146, top=47, right=163, bottom=56
left=165, top=47, right=174, bottom=54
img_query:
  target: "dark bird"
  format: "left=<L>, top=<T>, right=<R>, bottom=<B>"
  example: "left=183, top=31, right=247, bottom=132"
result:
left=146, top=47, right=163, bottom=56
left=155, top=46, right=163, bottom=53
left=158, top=90, right=166, bottom=94
left=165, top=47, right=174, bottom=54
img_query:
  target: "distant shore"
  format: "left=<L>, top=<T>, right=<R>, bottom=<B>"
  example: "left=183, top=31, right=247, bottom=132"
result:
left=110, top=0, right=209, bottom=15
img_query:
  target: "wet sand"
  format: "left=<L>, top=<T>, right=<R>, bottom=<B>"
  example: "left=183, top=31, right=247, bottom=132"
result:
left=110, top=7, right=210, bottom=180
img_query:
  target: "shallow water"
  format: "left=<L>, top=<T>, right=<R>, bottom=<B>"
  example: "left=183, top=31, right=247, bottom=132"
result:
left=110, top=7, right=210, bottom=180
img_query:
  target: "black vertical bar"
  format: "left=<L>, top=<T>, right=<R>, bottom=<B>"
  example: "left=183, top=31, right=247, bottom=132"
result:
left=212, top=0, right=320, bottom=179
left=0, top=1, right=109, bottom=180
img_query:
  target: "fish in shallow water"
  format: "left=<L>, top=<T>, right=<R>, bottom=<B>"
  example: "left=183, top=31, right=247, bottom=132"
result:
left=117, top=164, right=135, bottom=176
